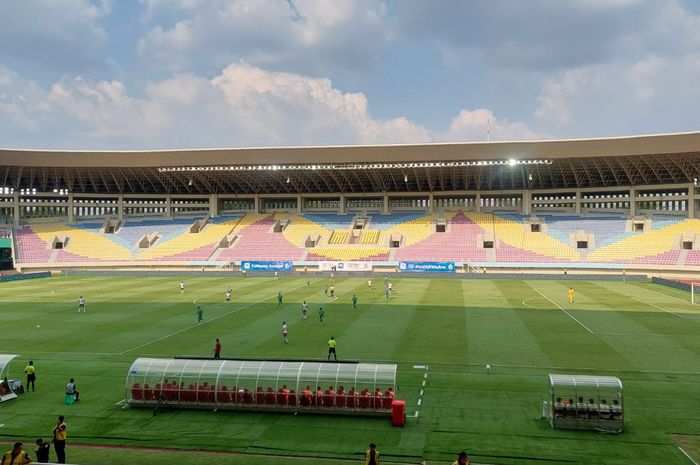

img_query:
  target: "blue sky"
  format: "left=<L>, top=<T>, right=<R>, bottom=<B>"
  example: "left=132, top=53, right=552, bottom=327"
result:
left=1, top=0, right=699, bottom=149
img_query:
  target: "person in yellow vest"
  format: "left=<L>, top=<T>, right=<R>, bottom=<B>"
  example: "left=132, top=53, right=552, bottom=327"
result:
left=24, top=361, right=36, bottom=392
left=453, top=451, right=470, bottom=465
left=364, top=443, right=379, bottom=465
left=52, top=415, right=67, bottom=464
left=568, top=287, right=575, bottom=304
left=0, top=442, right=32, bottom=465
left=327, top=337, right=337, bottom=361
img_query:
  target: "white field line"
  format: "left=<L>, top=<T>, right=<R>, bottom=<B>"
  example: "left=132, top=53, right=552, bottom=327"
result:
left=114, top=399, right=127, bottom=406
left=631, top=296, right=700, bottom=320
left=119, top=282, right=309, bottom=355
left=678, top=446, right=700, bottom=465
left=521, top=298, right=541, bottom=309
left=531, top=287, right=595, bottom=335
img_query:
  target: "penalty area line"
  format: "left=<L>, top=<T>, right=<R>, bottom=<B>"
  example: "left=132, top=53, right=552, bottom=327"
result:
left=530, top=286, right=595, bottom=335
left=118, top=282, right=309, bottom=355
left=631, top=296, right=700, bottom=320
left=678, top=446, right=700, bottom=465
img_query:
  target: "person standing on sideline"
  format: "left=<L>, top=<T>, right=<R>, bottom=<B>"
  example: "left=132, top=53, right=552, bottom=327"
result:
left=282, top=322, right=289, bottom=344
left=327, top=336, right=337, bottom=361
left=277, top=291, right=283, bottom=305
left=196, top=306, right=204, bottom=323
left=319, top=306, right=325, bottom=324
left=568, top=287, right=575, bottom=304
left=24, top=361, right=36, bottom=392
left=364, top=443, right=379, bottom=465
left=1, top=442, right=32, bottom=465
left=453, top=451, right=470, bottom=465
left=65, top=378, right=79, bottom=402
left=214, top=339, right=222, bottom=359
left=52, top=415, right=67, bottom=464
left=77, top=296, right=86, bottom=312
left=35, top=439, right=50, bottom=463
left=225, top=288, right=232, bottom=304
left=179, top=281, right=185, bottom=294
left=352, top=294, right=358, bottom=309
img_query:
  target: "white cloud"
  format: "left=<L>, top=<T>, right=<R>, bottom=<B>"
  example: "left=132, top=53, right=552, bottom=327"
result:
left=138, top=0, right=390, bottom=74
left=442, top=109, right=542, bottom=142
left=0, top=63, right=539, bottom=149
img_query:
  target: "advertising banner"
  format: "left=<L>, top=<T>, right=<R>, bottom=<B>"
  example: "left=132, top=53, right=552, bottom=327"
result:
left=318, top=261, right=373, bottom=272
left=399, top=261, right=456, bottom=273
left=241, top=261, right=293, bottom=272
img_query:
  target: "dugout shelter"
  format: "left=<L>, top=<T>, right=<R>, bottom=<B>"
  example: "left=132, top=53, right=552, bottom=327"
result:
left=126, top=357, right=398, bottom=416
left=0, top=354, right=19, bottom=402
left=548, top=374, right=624, bottom=433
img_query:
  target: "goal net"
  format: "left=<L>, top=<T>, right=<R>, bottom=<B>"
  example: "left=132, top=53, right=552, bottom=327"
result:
left=691, top=282, right=700, bottom=304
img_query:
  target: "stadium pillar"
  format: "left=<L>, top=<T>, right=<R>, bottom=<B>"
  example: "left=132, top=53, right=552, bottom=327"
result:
left=254, top=195, right=261, bottom=213
left=12, top=191, right=19, bottom=226
left=117, top=195, right=124, bottom=220
left=383, top=194, right=389, bottom=214
left=164, top=195, right=172, bottom=218
left=575, top=190, right=582, bottom=214
left=522, top=190, right=531, bottom=215
left=209, top=194, right=218, bottom=217
left=428, top=192, right=434, bottom=213
left=297, top=195, right=303, bottom=214
left=629, top=187, right=636, bottom=216
left=689, top=184, right=696, bottom=219
left=339, top=194, right=345, bottom=214
left=475, top=192, right=481, bottom=212
left=67, top=193, right=74, bottom=223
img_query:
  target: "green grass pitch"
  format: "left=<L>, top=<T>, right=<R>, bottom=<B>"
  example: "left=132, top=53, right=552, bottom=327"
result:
left=2, top=275, right=700, bottom=465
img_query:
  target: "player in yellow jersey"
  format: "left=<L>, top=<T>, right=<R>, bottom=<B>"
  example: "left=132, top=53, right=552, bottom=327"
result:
left=567, top=287, right=575, bottom=304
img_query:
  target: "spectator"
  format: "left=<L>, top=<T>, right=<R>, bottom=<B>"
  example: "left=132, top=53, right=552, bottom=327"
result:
left=453, top=451, right=470, bottom=465
left=35, top=439, right=50, bottom=463
left=66, top=378, right=79, bottom=402
left=1, top=442, right=32, bottom=465
left=364, top=443, right=379, bottom=465
left=52, top=415, right=67, bottom=464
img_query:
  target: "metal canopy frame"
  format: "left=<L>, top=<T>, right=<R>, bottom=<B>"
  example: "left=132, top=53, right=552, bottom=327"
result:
left=1, top=153, right=699, bottom=194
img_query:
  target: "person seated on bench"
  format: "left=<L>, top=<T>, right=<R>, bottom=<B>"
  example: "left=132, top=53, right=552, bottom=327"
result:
left=576, top=397, right=587, bottom=419
left=611, top=399, right=622, bottom=419
left=587, top=398, right=599, bottom=419
left=598, top=399, right=611, bottom=419
left=553, top=397, right=565, bottom=418
left=564, top=399, right=575, bottom=417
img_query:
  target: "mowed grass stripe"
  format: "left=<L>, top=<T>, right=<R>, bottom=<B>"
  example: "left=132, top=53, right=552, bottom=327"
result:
left=475, top=280, right=556, bottom=368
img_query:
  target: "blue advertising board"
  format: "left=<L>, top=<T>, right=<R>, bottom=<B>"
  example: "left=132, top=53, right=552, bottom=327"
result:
left=399, top=261, right=456, bottom=273
left=240, top=261, right=293, bottom=272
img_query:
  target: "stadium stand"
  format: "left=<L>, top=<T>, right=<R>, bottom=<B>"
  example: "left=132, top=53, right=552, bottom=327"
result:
left=9, top=212, right=700, bottom=266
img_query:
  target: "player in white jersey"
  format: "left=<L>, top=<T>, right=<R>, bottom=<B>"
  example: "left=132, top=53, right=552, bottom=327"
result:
left=179, top=281, right=185, bottom=294
left=282, top=322, right=289, bottom=344
left=78, top=296, right=86, bottom=312
left=226, top=289, right=232, bottom=304
left=368, top=279, right=372, bottom=290
left=302, top=301, right=309, bottom=320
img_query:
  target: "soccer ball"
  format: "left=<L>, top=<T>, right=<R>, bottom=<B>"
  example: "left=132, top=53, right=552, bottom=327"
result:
left=36, top=325, right=40, bottom=328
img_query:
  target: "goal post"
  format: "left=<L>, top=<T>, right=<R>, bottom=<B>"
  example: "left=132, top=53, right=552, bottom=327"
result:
left=692, top=282, right=700, bottom=304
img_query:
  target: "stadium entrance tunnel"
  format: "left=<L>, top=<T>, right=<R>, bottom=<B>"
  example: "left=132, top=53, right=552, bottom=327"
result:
left=125, top=358, right=399, bottom=418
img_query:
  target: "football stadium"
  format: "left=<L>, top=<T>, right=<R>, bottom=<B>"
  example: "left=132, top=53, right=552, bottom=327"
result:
left=1, top=132, right=700, bottom=465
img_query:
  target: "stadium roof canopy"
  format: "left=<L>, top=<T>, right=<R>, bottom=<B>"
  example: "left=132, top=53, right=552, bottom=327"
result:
left=1, top=132, right=700, bottom=195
